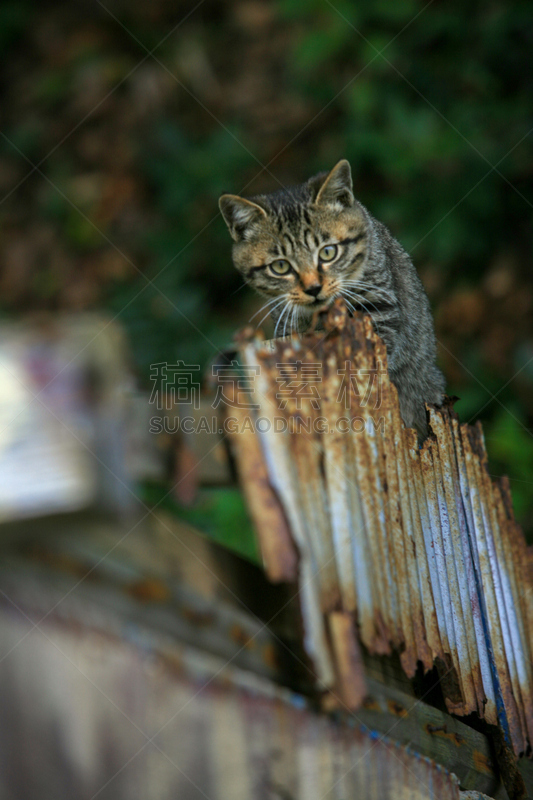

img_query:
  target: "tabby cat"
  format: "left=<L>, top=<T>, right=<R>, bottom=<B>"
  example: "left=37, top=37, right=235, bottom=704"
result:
left=219, top=160, right=445, bottom=438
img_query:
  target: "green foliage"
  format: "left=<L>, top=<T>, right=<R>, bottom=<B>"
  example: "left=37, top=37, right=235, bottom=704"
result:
left=484, top=411, right=533, bottom=523
left=110, top=122, right=253, bottom=376
left=2, top=0, right=532, bottom=539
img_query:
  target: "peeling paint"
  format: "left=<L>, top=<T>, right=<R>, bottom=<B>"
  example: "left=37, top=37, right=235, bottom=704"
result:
left=227, top=301, right=533, bottom=760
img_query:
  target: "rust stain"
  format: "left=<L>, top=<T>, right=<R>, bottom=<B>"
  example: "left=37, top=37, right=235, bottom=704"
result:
left=181, top=607, right=215, bottom=627
left=328, top=611, right=366, bottom=709
left=424, top=723, right=464, bottom=747
left=262, top=643, right=278, bottom=670
left=228, top=403, right=298, bottom=584
left=230, top=624, right=255, bottom=650
left=362, top=697, right=381, bottom=712
left=472, top=749, right=494, bottom=775
left=387, top=699, right=408, bottom=718
left=226, top=299, right=533, bottom=760
left=24, top=546, right=92, bottom=579
left=126, top=578, right=172, bottom=603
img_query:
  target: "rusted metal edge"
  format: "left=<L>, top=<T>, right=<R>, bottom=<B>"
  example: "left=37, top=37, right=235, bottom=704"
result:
left=225, top=302, right=532, bottom=764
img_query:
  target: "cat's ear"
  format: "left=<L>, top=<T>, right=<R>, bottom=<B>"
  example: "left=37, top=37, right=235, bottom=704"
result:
left=313, top=159, right=354, bottom=209
left=219, top=194, right=267, bottom=241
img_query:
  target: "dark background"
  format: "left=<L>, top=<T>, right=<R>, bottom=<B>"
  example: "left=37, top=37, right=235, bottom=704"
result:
left=1, top=0, right=532, bottom=536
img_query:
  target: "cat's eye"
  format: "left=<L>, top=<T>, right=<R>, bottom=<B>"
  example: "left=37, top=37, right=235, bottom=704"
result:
left=319, top=244, right=338, bottom=262
left=270, top=259, right=291, bottom=275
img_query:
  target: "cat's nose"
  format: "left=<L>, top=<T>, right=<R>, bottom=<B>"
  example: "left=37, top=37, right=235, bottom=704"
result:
left=304, top=284, right=322, bottom=298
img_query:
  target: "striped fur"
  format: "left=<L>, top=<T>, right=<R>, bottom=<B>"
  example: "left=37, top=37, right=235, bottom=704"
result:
left=219, top=160, right=445, bottom=438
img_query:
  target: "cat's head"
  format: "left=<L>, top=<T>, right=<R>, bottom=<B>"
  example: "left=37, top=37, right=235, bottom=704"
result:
left=219, top=160, right=369, bottom=330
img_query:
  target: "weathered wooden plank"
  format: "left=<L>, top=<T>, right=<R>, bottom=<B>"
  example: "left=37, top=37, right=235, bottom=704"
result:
left=355, top=678, right=506, bottom=799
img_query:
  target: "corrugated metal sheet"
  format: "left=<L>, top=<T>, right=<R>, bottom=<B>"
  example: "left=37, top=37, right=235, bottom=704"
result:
left=228, top=301, right=533, bottom=759
left=0, top=603, right=463, bottom=800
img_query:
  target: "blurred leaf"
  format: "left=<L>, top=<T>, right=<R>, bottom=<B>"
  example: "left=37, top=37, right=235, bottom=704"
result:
left=485, top=410, right=533, bottom=526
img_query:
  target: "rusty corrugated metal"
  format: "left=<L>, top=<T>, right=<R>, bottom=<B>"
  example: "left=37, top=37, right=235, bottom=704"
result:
left=0, top=601, right=464, bottom=800
left=227, top=300, right=533, bottom=760
left=229, top=403, right=298, bottom=582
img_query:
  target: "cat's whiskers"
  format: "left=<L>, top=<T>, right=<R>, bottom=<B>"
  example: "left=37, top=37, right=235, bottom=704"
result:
left=250, top=295, right=284, bottom=323
left=284, top=302, right=295, bottom=337
left=343, top=281, right=395, bottom=305
left=291, top=305, right=298, bottom=337
left=255, top=296, right=288, bottom=330
left=324, top=288, right=359, bottom=322
left=289, top=304, right=296, bottom=337
left=283, top=305, right=291, bottom=338
left=273, top=304, right=285, bottom=338
left=342, top=297, right=357, bottom=314
left=341, top=288, right=375, bottom=317
left=293, top=303, right=302, bottom=336
left=342, top=286, right=391, bottom=316
left=274, top=300, right=292, bottom=338
left=283, top=301, right=298, bottom=338
left=332, top=289, right=358, bottom=314
left=348, top=289, right=395, bottom=307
